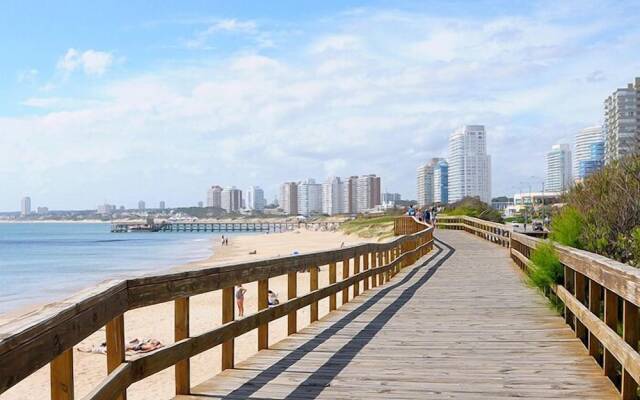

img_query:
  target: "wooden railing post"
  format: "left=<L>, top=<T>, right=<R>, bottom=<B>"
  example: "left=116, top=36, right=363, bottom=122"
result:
left=622, top=299, right=639, bottom=399
left=221, top=286, right=234, bottom=370
left=175, top=297, right=190, bottom=395
left=328, top=263, right=337, bottom=311
left=258, top=279, right=269, bottom=350
left=310, top=265, right=319, bottom=322
left=603, top=288, right=619, bottom=381
left=363, top=251, right=370, bottom=291
left=383, top=249, right=390, bottom=283
left=588, top=280, right=603, bottom=359
left=353, top=253, right=360, bottom=297
left=288, top=272, right=297, bottom=335
left=51, top=348, right=74, bottom=400
left=377, top=251, right=383, bottom=286
left=371, top=251, right=378, bottom=288
left=106, top=315, right=126, bottom=400
left=574, top=272, right=587, bottom=344
left=342, top=257, right=350, bottom=305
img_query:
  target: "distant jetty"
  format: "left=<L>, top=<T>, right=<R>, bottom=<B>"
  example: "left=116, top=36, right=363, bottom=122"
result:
left=110, top=221, right=341, bottom=233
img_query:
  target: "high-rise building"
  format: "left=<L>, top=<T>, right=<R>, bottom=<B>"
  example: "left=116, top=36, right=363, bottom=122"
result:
left=382, top=192, right=401, bottom=203
left=20, top=197, right=31, bottom=216
left=207, top=185, right=223, bottom=208
left=448, top=125, right=491, bottom=204
left=579, top=142, right=605, bottom=179
left=342, top=176, right=359, bottom=214
left=97, top=204, right=116, bottom=215
left=279, top=182, right=298, bottom=215
left=322, top=177, right=344, bottom=216
left=247, top=186, right=265, bottom=211
left=574, top=126, right=604, bottom=180
left=138, top=200, right=146, bottom=211
left=36, top=206, right=49, bottom=215
left=356, top=174, right=381, bottom=212
left=297, top=179, right=323, bottom=216
left=433, top=160, right=449, bottom=205
left=604, top=77, right=639, bottom=164
left=546, top=144, right=572, bottom=192
left=416, top=158, right=443, bottom=207
left=221, top=187, right=242, bottom=212
left=159, top=201, right=166, bottom=210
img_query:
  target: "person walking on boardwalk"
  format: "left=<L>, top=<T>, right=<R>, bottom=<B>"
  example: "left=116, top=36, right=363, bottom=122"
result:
left=423, top=208, right=431, bottom=224
left=236, top=284, right=247, bottom=317
left=407, top=205, right=416, bottom=217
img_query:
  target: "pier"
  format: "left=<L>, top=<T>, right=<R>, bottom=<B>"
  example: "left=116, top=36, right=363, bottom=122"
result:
left=110, top=221, right=341, bottom=233
left=2, top=215, right=638, bottom=399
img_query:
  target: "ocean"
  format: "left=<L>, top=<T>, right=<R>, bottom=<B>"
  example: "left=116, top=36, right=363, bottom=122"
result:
left=0, top=223, right=233, bottom=315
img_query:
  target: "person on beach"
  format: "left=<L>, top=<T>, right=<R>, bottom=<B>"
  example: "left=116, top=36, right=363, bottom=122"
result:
left=268, top=290, right=279, bottom=306
left=221, top=235, right=225, bottom=246
left=236, top=284, right=247, bottom=317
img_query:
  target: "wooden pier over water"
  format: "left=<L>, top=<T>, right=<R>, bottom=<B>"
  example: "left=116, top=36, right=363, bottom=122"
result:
left=1, top=216, right=638, bottom=399
left=110, top=221, right=341, bottom=233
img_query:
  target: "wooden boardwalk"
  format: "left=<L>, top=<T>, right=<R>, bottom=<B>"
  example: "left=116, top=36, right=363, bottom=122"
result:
left=176, top=230, right=617, bottom=399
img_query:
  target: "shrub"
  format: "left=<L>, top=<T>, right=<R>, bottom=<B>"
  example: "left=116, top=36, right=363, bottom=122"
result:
left=529, top=241, right=563, bottom=291
left=550, top=206, right=583, bottom=248
left=443, top=197, right=504, bottom=223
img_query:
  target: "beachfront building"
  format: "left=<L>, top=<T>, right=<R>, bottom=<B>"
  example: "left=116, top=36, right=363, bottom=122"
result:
left=573, top=126, right=604, bottom=181
left=579, top=142, right=605, bottom=179
left=448, top=125, right=492, bottom=204
left=356, top=174, right=381, bottom=212
left=382, top=192, right=401, bottom=203
left=221, top=187, right=242, bottom=213
left=279, top=182, right=298, bottom=215
left=417, top=158, right=444, bottom=207
left=433, top=160, right=449, bottom=205
left=138, top=200, right=146, bottom=211
left=97, top=203, right=116, bottom=215
left=206, top=185, right=223, bottom=208
left=20, top=196, right=31, bottom=216
left=297, top=179, right=323, bottom=216
left=604, top=77, right=640, bottom=164
left=159, top=201, right=166, bottom=210
left=546, top=144, right=572, bottom=192
left=322, top=177, right=344, bottom=216
left=342, top=176, right=359, bottom=214
left=246, top=186, right=265, bottom=211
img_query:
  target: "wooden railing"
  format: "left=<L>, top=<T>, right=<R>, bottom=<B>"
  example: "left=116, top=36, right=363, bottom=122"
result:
left=0, top=216, right=433, bottom=400
left=436, top=215, right=511, bottom=247
left=439, top=215, right=640, bottom=399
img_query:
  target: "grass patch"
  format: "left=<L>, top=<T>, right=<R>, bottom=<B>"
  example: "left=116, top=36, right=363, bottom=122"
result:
left=341, top=216, right=396, bottom=240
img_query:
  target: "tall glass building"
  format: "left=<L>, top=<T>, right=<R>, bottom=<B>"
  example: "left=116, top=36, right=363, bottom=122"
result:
left=573, top=126, right=603, bottom=180
left=433, top=160, right=448, bottom=205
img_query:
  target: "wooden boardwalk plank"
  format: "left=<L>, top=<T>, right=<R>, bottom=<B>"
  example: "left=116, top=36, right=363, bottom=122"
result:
left=175, top=230, right=618, bottom=399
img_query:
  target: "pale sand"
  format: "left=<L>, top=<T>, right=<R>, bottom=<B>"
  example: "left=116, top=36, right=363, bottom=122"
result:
left=2, top=229, right=371, bottom=400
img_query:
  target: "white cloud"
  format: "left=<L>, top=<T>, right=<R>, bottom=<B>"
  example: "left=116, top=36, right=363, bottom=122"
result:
left=17, top=68, right=39, bottom=84
left=186, top=18, right=257, bottom=49
left=57, top=48, right=114, bottom=76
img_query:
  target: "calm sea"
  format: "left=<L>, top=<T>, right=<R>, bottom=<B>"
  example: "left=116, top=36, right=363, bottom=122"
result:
left=0, top=223, right=234, bottom=315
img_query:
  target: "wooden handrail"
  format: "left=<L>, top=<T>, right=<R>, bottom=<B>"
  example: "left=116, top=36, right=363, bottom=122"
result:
left=0, top=216, right=433, bottom=399
left=439, top=215, right=640, bottom=399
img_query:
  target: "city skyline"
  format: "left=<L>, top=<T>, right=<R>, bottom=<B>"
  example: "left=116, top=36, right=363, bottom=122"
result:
left=2, top=1, right=640, bottom=211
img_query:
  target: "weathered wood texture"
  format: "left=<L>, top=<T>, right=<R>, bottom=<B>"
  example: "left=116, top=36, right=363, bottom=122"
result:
left=174, top=230, right=617, bottom=399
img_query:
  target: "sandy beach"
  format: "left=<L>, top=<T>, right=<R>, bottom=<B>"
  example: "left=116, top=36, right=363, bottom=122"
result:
left=2, top=229, right=371, bottom=400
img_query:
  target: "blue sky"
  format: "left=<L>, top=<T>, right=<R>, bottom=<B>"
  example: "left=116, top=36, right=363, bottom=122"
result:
left=1, top=0, right=639, bottom=211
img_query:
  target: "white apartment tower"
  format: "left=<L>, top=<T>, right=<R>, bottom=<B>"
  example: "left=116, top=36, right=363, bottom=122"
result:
left=206, top=185, right=223, bottom=208
left=20, top=196, right=31, bottom=216
left=221, top=187, right=242, bottom=212
left=322, top=177, right=344, bottom=216
left=297, top=179, right=323, bottom=216
left=246, top=186, right=265, bottom=211
left=279, top=182, right=298, bottom=215
left=546, top=144, right=572, bottom=192
left=355, top=175, right=381, bottom=212
left=448, top=125, right=491, bottom=204
left=573, top=126, right=604, bottom=181
left=416, top=158, right=443, bottom=207
left=604, top=77, right=640, bottom=164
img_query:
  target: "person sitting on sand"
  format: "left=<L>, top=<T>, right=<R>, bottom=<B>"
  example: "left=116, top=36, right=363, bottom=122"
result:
left=236, top=284, right=247, bottom=317
left=268, top=290, right=279, bottom=306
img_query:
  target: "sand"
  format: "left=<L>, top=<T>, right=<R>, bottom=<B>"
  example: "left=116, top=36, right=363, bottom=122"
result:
left=2, top=229, right=370, bottom=400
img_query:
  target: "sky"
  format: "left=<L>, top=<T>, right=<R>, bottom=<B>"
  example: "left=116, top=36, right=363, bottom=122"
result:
left=1, top=0, right=640, bottom=211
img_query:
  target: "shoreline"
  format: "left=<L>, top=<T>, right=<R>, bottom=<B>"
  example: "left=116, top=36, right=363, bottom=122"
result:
left=1, top=228, right=371, bottom=400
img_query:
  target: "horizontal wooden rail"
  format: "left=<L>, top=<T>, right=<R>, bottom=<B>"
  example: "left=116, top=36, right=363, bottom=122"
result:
left=440, top=215, right=640, bottom=399
left=0, top=216, right=433, bottom=400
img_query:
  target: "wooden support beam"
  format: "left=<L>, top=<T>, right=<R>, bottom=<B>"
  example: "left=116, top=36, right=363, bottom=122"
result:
left=174, top=298, right=190, bottom=395
left=589, top=280, right=603, bottom=359
left=371, top=252, right=378, bottom=288
left=221, top=286, right=234, bottom=370
left=362, top=252, right=370, bottom=291
left=353, top=254, right=360, bottom=297
left=377, top=251, right=383, bottom=286
left=623, top=300, right=639, bottom=400
left=287, top=272, right=297, bottom=335
left=328, top=263, right=337, bottom=311
left=258, top=279, right=269, bottom=350
left=604, top=288, right=619, bottom=381
left=575, top=272, right=587, bottom=343
left=342, top=257, right=350, bottom=305
left=310, top=266, right=319, bottom=323
left=50, top=348, right=74, bottom=400
left=106, top=315, right=126, bottom=400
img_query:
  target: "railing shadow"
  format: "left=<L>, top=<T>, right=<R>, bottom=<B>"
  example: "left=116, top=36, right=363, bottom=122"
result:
left=196, top=238, right=455, bottom=399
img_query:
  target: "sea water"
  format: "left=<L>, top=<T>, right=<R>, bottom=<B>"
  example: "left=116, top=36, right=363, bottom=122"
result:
left=0, top=223, right=233, bottom=315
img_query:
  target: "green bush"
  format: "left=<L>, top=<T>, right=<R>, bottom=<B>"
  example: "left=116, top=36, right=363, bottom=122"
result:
left=443, top=197, right=504, bottom=223
left=550, top=206, right=583, bottom=248
left=529, top=241, right=563, bottom=291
